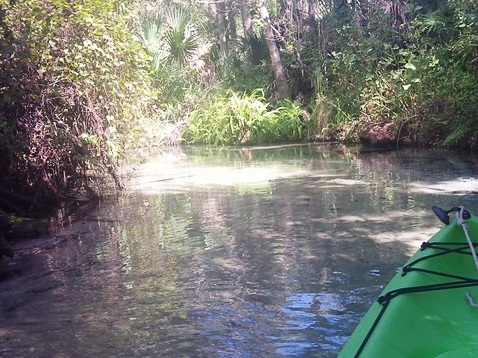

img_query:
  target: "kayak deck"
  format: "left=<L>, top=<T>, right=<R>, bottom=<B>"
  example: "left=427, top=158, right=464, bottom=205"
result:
left=339, top=213, right=478, bottom=357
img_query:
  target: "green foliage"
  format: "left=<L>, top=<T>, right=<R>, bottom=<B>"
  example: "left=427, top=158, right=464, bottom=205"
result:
left=0, top=0, right=157, bottom=211
left=311, top=0, right=478, bottom=147
left=182, top=90, right=307, bottom=145
left=131, top=0, right=478, bottom=149
left=217, top=46, right=272, bottom=94
left=164, top=7, right=199, bottom=66
left=139, top=6, right=200, bottom=69
left=137, top=3, right=213, bottom=125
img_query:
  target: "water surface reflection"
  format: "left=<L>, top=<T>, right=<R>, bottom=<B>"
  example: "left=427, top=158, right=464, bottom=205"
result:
left=2, top=144, right=478, bottom=357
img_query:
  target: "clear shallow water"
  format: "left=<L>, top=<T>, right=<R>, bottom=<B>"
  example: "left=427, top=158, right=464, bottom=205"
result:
left=2, top=144, right=478, bottom=357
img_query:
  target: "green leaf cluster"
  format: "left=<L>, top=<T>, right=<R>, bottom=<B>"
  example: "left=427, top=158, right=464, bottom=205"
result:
left=139, top=6, right=200, bottom=69
left=182, top=90, right=307, bottom=146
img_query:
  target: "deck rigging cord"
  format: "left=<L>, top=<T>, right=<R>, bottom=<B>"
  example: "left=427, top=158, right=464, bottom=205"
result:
left=455, top=206, right=478, bottom=274
left=455, top=206, right=478, bottom=307
left=353, top=206, right=478, bottom=357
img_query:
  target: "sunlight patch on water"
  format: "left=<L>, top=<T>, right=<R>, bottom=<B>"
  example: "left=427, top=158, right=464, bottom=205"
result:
left=328, top=178, right=368, bottom=186
left=409, top=177, right=478, bottom=194
left=368, top=228, right=437, bottom=251
left=132, top=157, right=308, bottom=194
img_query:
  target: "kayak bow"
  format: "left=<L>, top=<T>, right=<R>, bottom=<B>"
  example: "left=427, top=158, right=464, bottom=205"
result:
left=339, top=206, right=478, bottom=358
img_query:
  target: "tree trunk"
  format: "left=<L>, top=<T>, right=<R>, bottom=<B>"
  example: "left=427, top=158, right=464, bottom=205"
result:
left=217, top=1, right=228, bottom=57
left=259, top=0, right=291, bottom=100
left=377, top=0, right=408, bottom=30
left=228, top=3, right=237, bottom=41
left=239, top=0, right=253, bottom=41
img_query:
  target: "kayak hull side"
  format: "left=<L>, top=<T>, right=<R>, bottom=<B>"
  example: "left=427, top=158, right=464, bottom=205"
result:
left=339, top=216, right=478, bottom=358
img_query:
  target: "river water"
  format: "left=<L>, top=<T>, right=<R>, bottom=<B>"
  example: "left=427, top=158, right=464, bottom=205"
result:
left=2, top=144, right=478, bottom=357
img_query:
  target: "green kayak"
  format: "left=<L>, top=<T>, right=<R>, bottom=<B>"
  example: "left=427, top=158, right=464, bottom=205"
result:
left=339, top=206, right=478, bottom=358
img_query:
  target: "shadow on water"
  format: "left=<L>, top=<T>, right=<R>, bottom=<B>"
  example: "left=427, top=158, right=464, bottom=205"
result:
left=1, top=144, right=478, bottom=357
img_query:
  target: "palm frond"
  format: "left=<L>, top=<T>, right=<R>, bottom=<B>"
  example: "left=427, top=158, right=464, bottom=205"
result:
left=162, top=6, right=199, bottom=66
left=138, top=5, right=200, bottom=68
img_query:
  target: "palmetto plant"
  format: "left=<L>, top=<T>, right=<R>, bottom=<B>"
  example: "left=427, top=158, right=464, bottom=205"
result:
left=165, top=7, right=199, bottom=67
left=139, top=6, right=199, bottom=69
left=139, top=16, right=164, bottom=71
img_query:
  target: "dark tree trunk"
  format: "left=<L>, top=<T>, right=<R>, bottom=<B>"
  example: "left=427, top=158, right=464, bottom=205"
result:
left=239, top=0, right=253, bottom=41
left=217, top=1, right=228, bottom=57
left=259, top=0, right=290, bottom=100
left=228, top=2, right=237, bottom=41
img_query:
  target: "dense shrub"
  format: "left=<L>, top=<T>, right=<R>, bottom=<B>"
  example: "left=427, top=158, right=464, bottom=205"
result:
left=0, top=0, right=157, bottom=213
left=312, top=1, right=478, bottom=147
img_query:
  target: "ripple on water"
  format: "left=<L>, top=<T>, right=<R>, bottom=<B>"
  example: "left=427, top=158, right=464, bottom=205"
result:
left=4, top=146, right=478, bottom=357
left=271, top=292, right=356, bottom=356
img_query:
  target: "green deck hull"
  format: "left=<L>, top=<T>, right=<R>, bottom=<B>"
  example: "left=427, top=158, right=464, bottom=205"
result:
left=339, top=215, right=478, bottom=357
